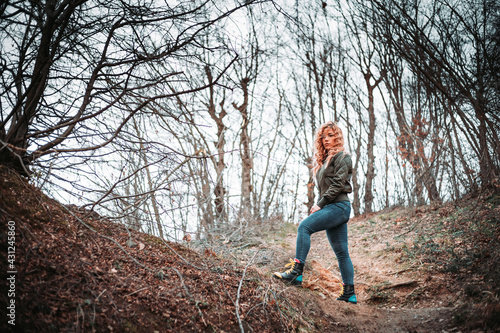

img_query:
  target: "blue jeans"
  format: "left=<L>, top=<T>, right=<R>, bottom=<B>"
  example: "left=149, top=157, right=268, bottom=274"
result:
left=295, top=201, right=354, bottom=285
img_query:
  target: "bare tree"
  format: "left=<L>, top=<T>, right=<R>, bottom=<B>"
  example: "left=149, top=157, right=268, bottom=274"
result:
left=0, top=0, right=260, bottom=176
left=375, top=26, right=442, bottom=204
left=286, top=2, right=347, bottom=213
left=368, top=0, right=500, bottom=190
left=338, top=1, right=385, bottom=213
left=205, top=66, right=228, bottom=222
left=233, top=77, right=254, bottom=216
left=231, top=9, right=265, bottom=218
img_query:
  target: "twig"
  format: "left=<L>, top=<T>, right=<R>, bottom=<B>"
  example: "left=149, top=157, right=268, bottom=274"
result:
left=395, top=217, right=424, bottom=238
left=124, top=286, right=149, bottom=298
left=235, top=242, right=260, bottom=251
left=159, top=238, right=206, bottom=271
left=235, top=250, right=260, bottom=333
left=170, top=267, right=207, bottom=327
left=378, top=280, right=419, bottom=291
left=96, top=289, right=107, bottom=301
left=270, top=290, right=286, bottom=332
left=388, top=267, right=417, bottom=275
left=317, top=284, right=335, bottom=298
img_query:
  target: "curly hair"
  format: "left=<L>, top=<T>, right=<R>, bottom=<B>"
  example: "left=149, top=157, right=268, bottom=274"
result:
left=312, top=121, right=345, bottom=176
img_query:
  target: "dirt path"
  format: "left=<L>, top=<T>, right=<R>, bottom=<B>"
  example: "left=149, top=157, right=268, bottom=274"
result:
left=275, top=215, right=459, bottom=332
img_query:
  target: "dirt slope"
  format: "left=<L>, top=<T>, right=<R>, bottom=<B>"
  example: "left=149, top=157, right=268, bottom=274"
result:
left=0, top=168, right=291, bottom=332
left=248, top=198, right=500, bottom=333
left=288, top=229, right=454, bottom=332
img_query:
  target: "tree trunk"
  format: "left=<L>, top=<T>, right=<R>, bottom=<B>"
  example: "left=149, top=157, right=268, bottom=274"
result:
left=233, top=77, right=253, bottom=216
left=351, top=123, right=362, bottom=216
left=475, top=103, right=496, bottom=189
left=363, top=73, right=379, bottom=214
left=306, top=157, right=315, bottom=211
left=205, top=66, right=227, bottom=222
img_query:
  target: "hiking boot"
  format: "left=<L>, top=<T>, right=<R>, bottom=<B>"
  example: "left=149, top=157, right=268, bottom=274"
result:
left=336, top=283, right=357, bottom=304
left=273, top=258, right=304, bottom=286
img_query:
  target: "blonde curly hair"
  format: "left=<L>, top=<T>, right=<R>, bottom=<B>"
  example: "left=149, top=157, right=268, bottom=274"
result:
left=312, top=121, right=345, bottom=176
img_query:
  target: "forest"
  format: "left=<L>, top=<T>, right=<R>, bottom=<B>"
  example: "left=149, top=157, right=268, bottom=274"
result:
left=0, top=1, right=499, bottom=332
left=1, top=0, right=498, bottom=240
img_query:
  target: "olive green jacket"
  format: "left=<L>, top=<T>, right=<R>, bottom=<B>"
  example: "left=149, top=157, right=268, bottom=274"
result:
left=315, top=152, right=353, bottom=208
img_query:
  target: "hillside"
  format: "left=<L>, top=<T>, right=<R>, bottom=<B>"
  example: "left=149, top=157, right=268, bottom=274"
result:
left=0, top=167, right=341, bottom=332
left=1, top=166, right=499, bottom=332
left=230, top=193, right=500, bottom=332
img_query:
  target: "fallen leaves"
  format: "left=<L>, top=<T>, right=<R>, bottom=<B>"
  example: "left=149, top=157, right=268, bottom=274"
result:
left=302, top=260, right=342, bottom=296
left=0, top=167, right=286, bottom=332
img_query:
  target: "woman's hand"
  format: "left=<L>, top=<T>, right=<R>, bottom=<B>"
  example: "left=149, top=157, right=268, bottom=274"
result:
left=310, top=204, right=321, bottom=214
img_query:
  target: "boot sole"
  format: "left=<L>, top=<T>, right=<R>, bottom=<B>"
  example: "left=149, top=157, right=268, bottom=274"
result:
left=336, top=296, right=357, bottom=304
left=273, top=274, right=302, bottom=286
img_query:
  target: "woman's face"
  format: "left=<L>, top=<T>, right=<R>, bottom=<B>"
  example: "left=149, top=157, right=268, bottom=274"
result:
left=322, top=127, right=336, bottom=150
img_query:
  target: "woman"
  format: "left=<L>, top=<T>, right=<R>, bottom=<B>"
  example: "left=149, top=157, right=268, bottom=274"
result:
left=273, top=121, right=357, bottom=304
